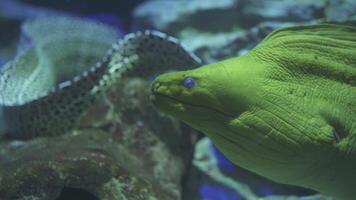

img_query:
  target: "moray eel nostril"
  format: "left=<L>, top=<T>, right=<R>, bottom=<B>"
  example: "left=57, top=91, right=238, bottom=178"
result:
left=151, top=81, right=167, bottom=95
left=151, top=81, right=161, bottom=93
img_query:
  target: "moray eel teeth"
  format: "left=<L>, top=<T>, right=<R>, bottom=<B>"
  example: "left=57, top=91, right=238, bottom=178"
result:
left=0, top=30, right=201, bottom=139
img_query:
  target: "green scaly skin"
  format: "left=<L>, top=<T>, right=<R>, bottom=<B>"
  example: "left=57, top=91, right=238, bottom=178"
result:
left=151, top=24, right=356, bottom=199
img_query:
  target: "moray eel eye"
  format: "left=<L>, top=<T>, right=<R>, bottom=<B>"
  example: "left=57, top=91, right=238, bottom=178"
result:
left=183, top=77, right=196, bottom=89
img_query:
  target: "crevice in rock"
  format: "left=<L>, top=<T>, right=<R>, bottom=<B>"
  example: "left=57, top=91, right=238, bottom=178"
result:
left=56, top=187, right=99, bottom=200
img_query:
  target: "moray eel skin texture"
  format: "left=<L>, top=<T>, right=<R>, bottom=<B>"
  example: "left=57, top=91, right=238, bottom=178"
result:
left=0, top=30, right=201, bottom=139
left=151, top=24, right=356, bottom=199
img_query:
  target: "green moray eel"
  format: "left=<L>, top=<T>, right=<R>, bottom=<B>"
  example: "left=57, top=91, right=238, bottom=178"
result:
left=0, top=30, right=200, bottom=139
left=151, top=24, right=356, bottom=199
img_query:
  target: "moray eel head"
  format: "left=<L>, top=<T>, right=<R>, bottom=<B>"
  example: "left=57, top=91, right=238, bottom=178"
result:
left=150, top=54, right=331, bottom=183
left=151, top=55, right=258, bottom=126
left=151, top=56, right=339, bottom=193
left=151, top=24, right=356, bottom=199
left=151, top=25, right=356, bottom=199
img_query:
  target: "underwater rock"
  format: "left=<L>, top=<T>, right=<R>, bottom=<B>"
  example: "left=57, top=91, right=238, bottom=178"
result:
left=0, top=130, right=162, bottom=200
left=132, top=0, right=354, bottom=63
left=133, top=0, right=243, bottom=59
left=80, top=77, right=197, bottom=190
left=199, top=21, right=293, bottom=62
left=0, top=0, right=66, bottom=20
left=133, top=0, right=324, bottom=33
left=242, top=0, right=325, bottom=23
left=0, top=77, right=196, bottom=200
left=133, top=0, right=240, bottom=34
left=0, top=0, right=67, bottom=67
left=18, top=0, right=143, bottom=26
left=0, top=1, right=125, bottom=69
left=0, top=15, right=120, bottom=94
left=0, top=18, right=21, bottom=68
left=19, top=15, right=120, bottom=64
left=133, top=0, right=326, bottom=62
left=325, top=0, right=356, bottom=22
left=191, top=138, right=259, bottom=200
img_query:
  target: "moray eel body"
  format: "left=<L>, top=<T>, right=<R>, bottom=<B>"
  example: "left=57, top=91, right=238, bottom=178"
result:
left=0, top=30, right=200, bottom=139
left=151, top=24, right=356, bottom=199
